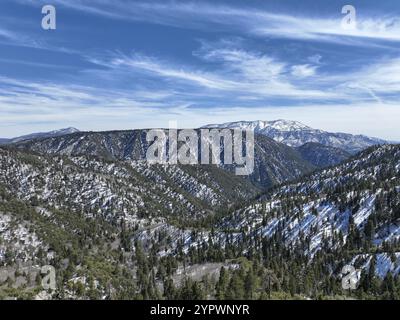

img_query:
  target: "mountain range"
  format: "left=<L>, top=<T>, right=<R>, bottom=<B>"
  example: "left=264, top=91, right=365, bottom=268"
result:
left=11, top=130, right=316, bottom=188
left=202, top=120, right=388, bottom=154
left=0, top=120, right=399, bottom=300
left=0, top=127, right=79, bottom=145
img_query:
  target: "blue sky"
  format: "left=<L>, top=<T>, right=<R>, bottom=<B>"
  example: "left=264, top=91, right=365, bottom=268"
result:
left=1, top=0, right=400, bottom=139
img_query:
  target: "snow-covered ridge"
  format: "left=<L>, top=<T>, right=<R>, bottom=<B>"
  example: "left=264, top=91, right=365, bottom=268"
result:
left=218, top=144, right=400, bottom=277
left=202, top=119, right=388, bottom=154
left=0, top=127, right=80, bottom=145
left=203, top=119, right=312, bottom=132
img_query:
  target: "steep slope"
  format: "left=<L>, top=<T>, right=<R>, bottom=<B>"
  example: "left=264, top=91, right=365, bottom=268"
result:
left=220, top=144, right=400, bottom=278
left=247, top=134, right=315, bottom=187
left=0, top=184, right=139, bottom=299
left=0, top=146, right=261, bottom=299
left=12, top=130, right=315, bottom=188
left=0, top=147, right=259, bottom=225
left=296, top=142, right=350, bottom=168
left=114, top=144, right=400, bottom=299
left=1, top=143, right=400, bottom=299
left=203, top=120, right=387, bottom=154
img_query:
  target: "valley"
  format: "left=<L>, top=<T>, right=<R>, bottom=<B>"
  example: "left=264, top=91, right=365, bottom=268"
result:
left=0, top=120, right=399, bottom=300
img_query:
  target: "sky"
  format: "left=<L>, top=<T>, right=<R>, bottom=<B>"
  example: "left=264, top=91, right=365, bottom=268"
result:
left=0, top=0, right=400, bottom=139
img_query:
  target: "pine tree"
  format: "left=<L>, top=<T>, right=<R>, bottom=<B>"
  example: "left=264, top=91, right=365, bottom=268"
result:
left=216, top=267, right=229, bottom=300
left=244, top=269, right=255, bottom=299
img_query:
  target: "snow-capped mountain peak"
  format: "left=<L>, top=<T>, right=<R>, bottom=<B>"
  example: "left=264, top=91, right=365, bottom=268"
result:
left=202, top=119, right=311, bottom=132
left=48, top=127, right=80, bottom=135
left=202, top=119, right=387, bottom=154
left=261, top=119, right=312, bottom=131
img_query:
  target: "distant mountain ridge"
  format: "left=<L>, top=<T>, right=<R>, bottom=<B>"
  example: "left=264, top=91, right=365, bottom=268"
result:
left=0, top=127, right=79, bottom=145
left=202, top=119, right=388, bottom=154
left=2, top=120, right=390, bottom=188
left=2, top=120, right=390, bottom=155
left=296, top=142, right=351, bottom=168
left=10, top=129, right=316, bottom=189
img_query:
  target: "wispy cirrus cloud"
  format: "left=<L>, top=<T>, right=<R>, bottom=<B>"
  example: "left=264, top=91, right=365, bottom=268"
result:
left=1, top=0, right=400, bottom=139
left=87, top=48, right=337, bottom=101
left=0, top=75, right=176, bottom=115
left=21, top=0, right=400, bottom=46
left=291, top=65, right=317, bottom=78
left=319, top=57, right=400, bottom=104
left=0, top=26, right=44, bottom=48
left=348, top=58, right=400, bottom=94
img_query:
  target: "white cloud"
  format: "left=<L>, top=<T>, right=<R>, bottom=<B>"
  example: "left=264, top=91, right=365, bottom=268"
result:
left=323, top=57, right=400, bottom=101
left=308, top=54, right=322, bottom=64
left=1, top=70, right=399, bottom=140
left=38, top=1, right=400, bottom=46
left=351, top=58, right=400, bottom=94
left=2, top=1, right=399, bottom=139
left=0, top=27, right=43, bottom=48
left=87, top=50, right=337, bottom=100
left=0, top=76, right=174, bottom=118
left=291, top=64, right=317, bottom=78
left=109, top=54, right=237, bottom=91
